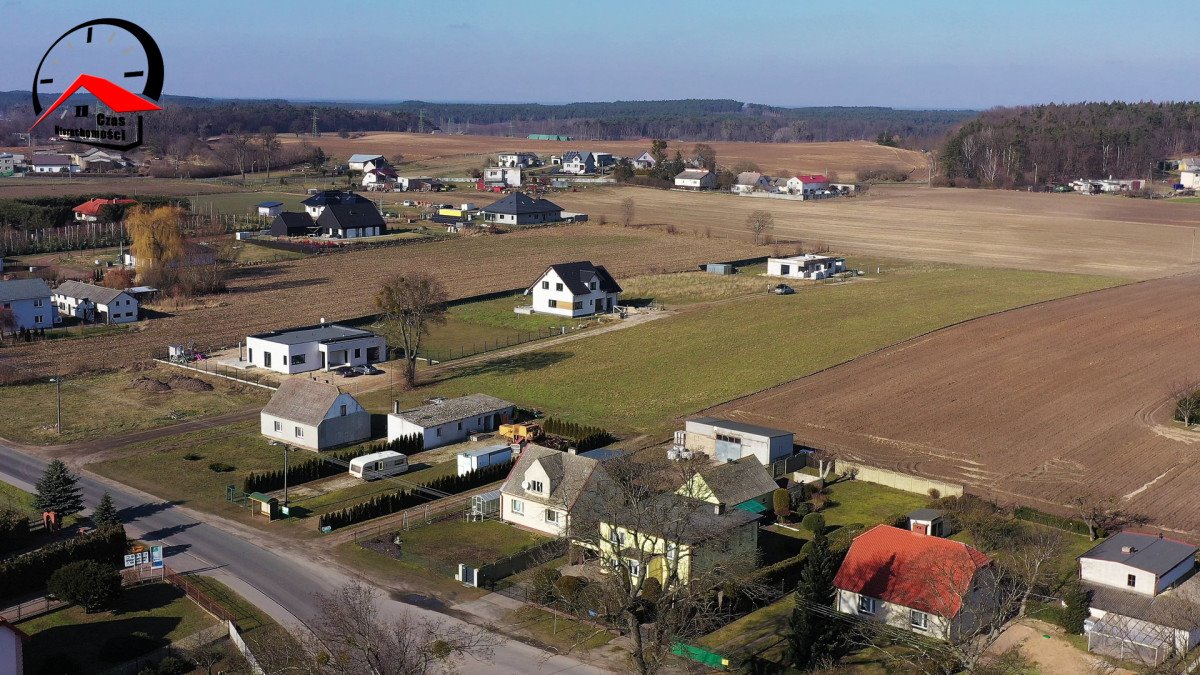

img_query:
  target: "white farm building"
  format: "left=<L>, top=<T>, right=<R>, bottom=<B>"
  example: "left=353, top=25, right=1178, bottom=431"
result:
left=766, top=254, right=847, bottom=280
left=387, top=394, right=515, bottom=450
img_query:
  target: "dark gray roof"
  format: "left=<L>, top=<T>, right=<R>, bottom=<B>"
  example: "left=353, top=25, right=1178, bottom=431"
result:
left=482, top=192, right=563, bottom=216
left=1081, top=532, right=1197, bottom=576
left=0, top=278, right=52, bottom=303
left=533, top=261, right=622, bottom=295
left=607, top=493, right=761, bottom=545
left=695, top=457, right=779, bottom=506
left=301, top=190, right=366, bottom=207
left=675, top=169, right=712, bottom=180
left=688, top=416, right=793, bottom=439
left=908, top=508, right=947, bottom=521
left=272, top=212, right=317, bottom=233
left=249, top=323, right=377, bottom=346
left=258, top=201, right=284, bottom=207
left=317, top=203, right=385, bottom=231
left=393, top=394, right=514, bottom=428
left=30, top=154, right=70, bottom=165
left=262, top=378, right=349, bottom=426
left=1084, top=576, right=1200, bottom=631
left=53, top=280, right=129, bottom=306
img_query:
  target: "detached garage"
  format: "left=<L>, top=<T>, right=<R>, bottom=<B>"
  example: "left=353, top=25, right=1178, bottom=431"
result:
left=684, top=417, right=794, bottom=464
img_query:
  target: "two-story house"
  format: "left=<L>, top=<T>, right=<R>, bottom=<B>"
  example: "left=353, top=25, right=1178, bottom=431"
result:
left=500, top=445, right=602, bottom=536
left=632, top=152, right=656, bottom=170
left=0, top=278, right=54, bottom=331
left=52, top=280, right=139, bottom=324
left=498, top=152, right=539, bottom=168
left=260, top=378, right=371, bottom=451
left=787, top=174, right=830, bottom=195
left=526, top=261, right=621, bottom=317
left=561, top=151, right=596, bottom=175
left=1078, top=531, right=1200, bottom=664
left=833, top=524, right=995, bottom=641
left=347, top=154, right=386, bottom=172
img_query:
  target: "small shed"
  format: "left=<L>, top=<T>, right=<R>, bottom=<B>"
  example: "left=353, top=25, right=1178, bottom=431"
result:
left=257, top=201, right=284, bottom=217
left=704, top=263, right=734, bottom=275
left=907, top=508, right=947, bottom=537
left=248, top=492, right=280, bottom=520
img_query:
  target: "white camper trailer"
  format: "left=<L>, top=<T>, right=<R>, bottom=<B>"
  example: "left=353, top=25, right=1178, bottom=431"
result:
left=349, top=451, right=409, bottom=480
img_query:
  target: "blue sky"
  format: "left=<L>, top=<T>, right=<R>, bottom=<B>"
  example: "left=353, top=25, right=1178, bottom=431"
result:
left=3, top=0, right=1191, bottom=108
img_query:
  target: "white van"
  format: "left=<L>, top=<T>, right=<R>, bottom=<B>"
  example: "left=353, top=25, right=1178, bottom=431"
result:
left=349, top=450, right=409, bottom=480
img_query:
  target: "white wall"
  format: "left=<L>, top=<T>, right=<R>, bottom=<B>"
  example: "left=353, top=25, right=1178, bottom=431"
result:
left=529, top=268, right=618, bottom=317
left=836, top=589, right=951, bottom=639
left=0, top=625, right=22, bottom=675
left=501, top=492, right=568, bottom=536
left=387, top=405, right=512, bottom=449
left=2, top=295, right=54, bottom=331
left=683, top=420, right=792, bottom=464
left=53, top=292, right=138, bottom=324
left=261, top=413, right=320, bottom=451
left=766, top=257, right=846, bottom=280
left=1080, top=558, right=1160, bottom=596
left=1182, top=171, right=1200, bottom=189
left=246, top=335, right=384, bottom=374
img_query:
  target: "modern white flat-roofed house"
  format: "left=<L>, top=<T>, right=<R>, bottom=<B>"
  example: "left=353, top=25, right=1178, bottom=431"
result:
left=260, top=378, right=371, bottom=451
left=684, top=417, right=794, bottom=465
left=834, top=524, right=995, bottom=641
left=0, top=278, right=54, bottom=331
left=500, top=444, right=601, bottom=536
left=498, top=152, right=539, bottom=168
left=245, top=323, right=385, bottom=374
left=256, top=201, right=284, bottom=217
left=767, top=254, right=847, bottom=280
left=527, top=261, right=621, bottom=317
left=674, top=169, right=717, bottom=190
left=481, top=192, right=564, bottom=225
left=347, top=154, right=386, bottom=172
left=387, top=394, right=515, bottom=450
left=1078, top=532, right=1200, bottom=663
left=52, top=280, right=139, bottom=324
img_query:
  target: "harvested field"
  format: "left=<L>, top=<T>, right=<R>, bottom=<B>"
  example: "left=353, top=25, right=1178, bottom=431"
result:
left=549, top=185, right=1200, bottom=279
left=0, top=225, right=760, bottom=377
left=279, top=132, right=928, bottom=180
left=705, top=273, right=1200, bottom=539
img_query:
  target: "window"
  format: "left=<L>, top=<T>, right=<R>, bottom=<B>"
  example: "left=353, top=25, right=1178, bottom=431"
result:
left=510, top=499, right=524, bottom=514
left=354, top=348, right=361, bottom=359
left=542, top=281, right=549, bottom=290
left=282, top=355, right=288, bottom=365
left=627, top=559, right=641, bottom=577
left=666, top=543, right=678, bottom=560
left=909, top=610, right=929, bottom=631
left=457, top=421, right=462, bottom=430
left=274, top=421, right=282, bottom=432
left=33, top=299, right=42, bottom=307
left=1127, top=574, right=1137, bottom=588
left=34, top=315, right=43, bottom=324
left=544, top=509, right=559, bottom=524
left=858, top=596, right=876, bottom=615
left=295, top=426, right=304, bottom=438
left=529, top=480, right=544, bottom=493
left=340, top=404, right=347, bottom=417
left=590, top=281, right=597, bottom=290
left=572, top=301, right=582, bottom=309
left=436, top=428, right=442, bottom=437
left=548, top=299, right=557, bottom=309
left=715, top=433, right=742, bottom=445
left=555, top=282, right=563, bottom=291
left=292, top=354, right=306, bottom=365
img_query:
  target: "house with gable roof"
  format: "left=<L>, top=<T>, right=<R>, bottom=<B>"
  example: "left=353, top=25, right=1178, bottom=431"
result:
left=0, top=278, right=54, bottom=330
left=674, top=169, right=717, bottom=190
left=500, top=445, right=602, bottom=536
left=73, top=197, right=137, bottom=222
left=260, top=378, right=370, bottom=451
left=347, top=154, right=387, bottom=172
left=526, top=261, right=621, bottom=317
left=787, top=174, right=830, bottom=195
left=732, top=171, right=770, bottom=194
left=678, top=456, right=780, bottom=515
left=52, top=280, right=139, bottom=324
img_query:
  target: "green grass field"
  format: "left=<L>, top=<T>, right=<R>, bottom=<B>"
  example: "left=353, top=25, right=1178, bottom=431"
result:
left=0, top=481, right=33, bottom=514
left=363, top=266, right=1122, bottom=434
left=186, top=576, right=276, bottom=637
left=229, top=240, right=310, bottom=264
left=0, top=366, right=269, bottom=445
left=820, top=480, right=931, bottom=528
left=189, top=190, right=306, bottom=216
left=18, top=583, right=218, bottom=672
left=506, top=606, right=616, bottom=653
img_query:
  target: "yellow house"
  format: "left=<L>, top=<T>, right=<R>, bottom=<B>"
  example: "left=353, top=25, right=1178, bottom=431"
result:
left=596, top=494, right=761, bottom=586
left=678, top=456, right=780, bottom=515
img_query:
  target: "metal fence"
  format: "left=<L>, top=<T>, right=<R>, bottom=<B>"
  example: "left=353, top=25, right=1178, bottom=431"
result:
left=351, top=493, right=475, bottom=543
left=0, top=595, right=64, bottom=622
left=154, top=356, right=278, bottom=390
left=420, top=325, right=567, bottom=364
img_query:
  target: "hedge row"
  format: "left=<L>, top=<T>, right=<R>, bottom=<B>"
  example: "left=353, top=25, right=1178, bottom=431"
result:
left=243, top=435, right=422, bottom=493
left=0, top=509, right=32, bottom=554
left=0, top=525, right=126, bottom=601
left=541, top=418, right=615, bottom=452
left=319, top=459, right=515, bottom=530
left=1015, top=506, right=1096, bottom=537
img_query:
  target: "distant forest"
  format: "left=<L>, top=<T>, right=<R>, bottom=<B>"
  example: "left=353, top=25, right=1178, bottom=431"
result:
left=0, top=91, right=971, bottom=147
left=938, top=102, right=1200, bottom=187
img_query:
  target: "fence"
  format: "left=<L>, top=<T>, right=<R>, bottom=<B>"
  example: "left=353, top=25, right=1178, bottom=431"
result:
left=477, top=539, right=568, bottom=588
left=154, top=357, right=278, bottom=390
left=420, top=325, right=567, bottom=364
left=351, top=492, right=476, bottom=543
left=768, top=453, right=809, bottom=479
left=228, top=620, right=266, bottom=675
left=0, top=595, right=64, bottom=622
left=164, top=568, right=238, bottom=623
left=834, top=460, right=964, bottom=497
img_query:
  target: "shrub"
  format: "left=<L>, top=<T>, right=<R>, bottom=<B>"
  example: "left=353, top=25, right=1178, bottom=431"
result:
left=244, top=437, right=421, bottom=493
left=555, top=575, right=585, bottom=606
left=1061, top=580, right=1090, bottom=634
left=809, top=492, right=829, bottom=511
left=153, top=655, right=193, bottom=675
left=529, top=567, right=561, bottom=604
left=0, top=508, right=32, bottom=554
left=208, top=462, right=236, bottom=473
left=792, top=502, right=811, bottom=519
left=540, top=418, right=615, bottom=452
left=48, top=560, right=122, bottom=613
left=885, top=513, right=910, bottom=529
left=33, top=653, right=82, bottom=675
left=183, top=453, right=203, bottom=461
left=928, top=488, right=941, bottom=500
left=0, top=526, right=126, bottom=601
left=99, top=631, right=160, bottom=662
left=772, top=489, right=790, bottom=518
left=802, top=512, right=826, bottom=534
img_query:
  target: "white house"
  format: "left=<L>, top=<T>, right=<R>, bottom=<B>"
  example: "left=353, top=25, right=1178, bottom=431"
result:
left=500, top=444, right=602, bottom=536
left=0, top=619, right=27, bottom=675
left=498, top=152, right=538, bottom=168
left=526, top=261, right=621, bottom=317
left=561, top=151, right=597, bottom=175
left=632, top=152, right=656, bottom=170
left=245, top=323, right=385, bottom=374
left=732, top=171, right=770, bottom=194
left=674, top=169, right=717, bottom=190
left=0, top=153, right=14, bottom=176
left=73, top=197, right=137, bottom=222
left=30, top=154, right=75, bottom=173
left=387, top=394, right=515, bottom=450
left=683, top=417, right=793, bottom=465
left=1180, top=171, right=1200, bottom=190
left=71, top=148, right=130, bottom=172
left=1079, top=532, right=1200, bottom=663
left=260, top=378, right=371, bottom=451
left=834, top=524, right=995, bottom=641
left=397, top=176, right=443, bottom=192
left=52, top=280, right=139, bottom=324
left=481, top=192, right=564, bottom=226
left=347, top=154, right=386, bottom=172
left=1177, top=158, right=1200, bottom=172
left=361, top=167, right=397, bottom=189
left=256, top=201, right=284, bottom=217
left=787, top=174, right=830, bottom=195
left=766, top=254, right=847, bottom=280
left=483, top=166, right=522, bottom=188
left=0, top=278, right=54, bottom=331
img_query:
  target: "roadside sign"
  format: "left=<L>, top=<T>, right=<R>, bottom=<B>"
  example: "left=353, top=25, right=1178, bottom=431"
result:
left=123, top=554, right=137, bottom=568
left=150, top=545, right=163, bottom=569
left=135, top=551, right=149, bottom=565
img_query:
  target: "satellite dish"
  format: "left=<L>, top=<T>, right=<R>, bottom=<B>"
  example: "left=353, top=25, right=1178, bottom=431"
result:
left=521, top=480, right=531, bottom=490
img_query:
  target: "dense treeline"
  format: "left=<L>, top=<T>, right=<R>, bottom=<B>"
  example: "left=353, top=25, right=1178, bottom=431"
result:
left=939, top=102, right=1200, bottom=186
left=317, top=459, right=515, bottom=530
left=541, top=418, right=615, bottom=452
left=0, top=195, right=177, bottom=231
left=0, top=525, right=126, bottom=601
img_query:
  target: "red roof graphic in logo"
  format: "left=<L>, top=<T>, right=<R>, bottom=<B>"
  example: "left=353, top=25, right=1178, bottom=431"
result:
left=30, top=73, right=161, bottom=131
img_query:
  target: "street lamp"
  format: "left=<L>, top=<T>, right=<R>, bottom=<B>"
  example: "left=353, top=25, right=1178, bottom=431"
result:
left=269, top=440, right=293, bottom=506
left=49, top=377, right=63, bottom=434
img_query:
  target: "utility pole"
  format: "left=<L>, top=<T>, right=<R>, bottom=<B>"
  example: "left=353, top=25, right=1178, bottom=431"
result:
left=282, top=444, right=290, bottom=506
left=50, top=376, right=63, bottom=433
left=418, top=109, right=425, bottom=134
left=1033, top=163, right=1038, bottom=188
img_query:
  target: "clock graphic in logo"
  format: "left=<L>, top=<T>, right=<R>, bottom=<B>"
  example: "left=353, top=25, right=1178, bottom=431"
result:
left=30, top=18, right=164, bottom=151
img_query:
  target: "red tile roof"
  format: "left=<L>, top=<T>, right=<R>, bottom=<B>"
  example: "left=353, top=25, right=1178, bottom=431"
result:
left=794, top=174, right=828, bottom=183
left=73, top=198, right=136, bottom=216
left=833, top=525, right=990, bottom=617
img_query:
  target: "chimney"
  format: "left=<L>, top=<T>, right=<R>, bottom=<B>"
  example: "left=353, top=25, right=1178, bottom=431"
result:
left=714, top=502, right=725, bottom=515
left=567, top=447, right=577, bottom=455
left=320, top=317, right=326, bottom=325
left=392, top=400, right=399, bottom=414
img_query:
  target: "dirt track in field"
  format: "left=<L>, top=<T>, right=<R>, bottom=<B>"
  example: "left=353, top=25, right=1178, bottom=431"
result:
left=548, top=185, right=1200, bottom=280
left=0, top=225, right=760, bottom=377
left=279, top=132, right=928, bottom=180
left=705, top=273, right=1200, bottom=538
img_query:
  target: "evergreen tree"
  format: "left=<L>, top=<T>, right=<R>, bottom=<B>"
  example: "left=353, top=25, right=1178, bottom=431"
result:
left=92, top=492, right=120, bottom=529
left=1061, top=579, right=1090, bottom=634
left=787, top=528, right=842, bottom=669
left=33, top=459, right=84, bottom=519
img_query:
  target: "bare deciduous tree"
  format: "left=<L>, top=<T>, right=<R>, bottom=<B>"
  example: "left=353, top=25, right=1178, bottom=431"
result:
left=620, top=197, right=635, bottom=228
left=1169, top=380, right=1200, bottom=427
left=375, top=272, right=448, bottom=389
left=259, top=126, right=280, bottom=179
left=222, top=125, right=254, bottom=182
left=1067, top=494, right=1149, bottom=541
left=745, top=210, right=774, bottom=245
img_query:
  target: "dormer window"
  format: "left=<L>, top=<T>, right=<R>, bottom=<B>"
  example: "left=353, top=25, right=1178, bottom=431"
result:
left=529, top=480, right=544, bottom=493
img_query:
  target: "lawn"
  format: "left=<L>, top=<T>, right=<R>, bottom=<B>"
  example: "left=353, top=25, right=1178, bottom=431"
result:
left=189, top=190, right=306, bottom=216
left=0, top=365, right=270, bottom=445
left=361, top=266, right=1121, bottom=434
left=506, top=605, right=616, bottom=653
left=186, top=575, right=277, bottom=637
left=230, top=240, right=310, bottom=264
left=392, top=518, right=548, bottom=566
left=697, top=593, right=793, bottom=661
left=18, top=583, right=218, bottom=672
left=619, top=269, right=773, bottom=306
left=335, top=540, right=489, bottom=601
left=0, top=481, right=32, bottom=514
left=820, top=480, right=931, bottom=529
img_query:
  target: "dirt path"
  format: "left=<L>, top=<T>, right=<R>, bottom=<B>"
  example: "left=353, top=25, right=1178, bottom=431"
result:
left=989, top=619, right=1133, bottom=675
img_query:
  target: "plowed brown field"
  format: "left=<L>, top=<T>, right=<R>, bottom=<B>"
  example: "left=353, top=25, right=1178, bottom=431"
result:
left=549, top=186, right=1200, bottom=279
left=0, top=226, right=759, bottom=376
left=279, top=133, right=928, bottom=180
left=706, top=274, right=1200, bottom=538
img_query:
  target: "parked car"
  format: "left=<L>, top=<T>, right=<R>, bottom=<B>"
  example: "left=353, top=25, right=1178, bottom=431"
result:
left=402, top=199, right=416, bottom=206
left=773, top=284, right=795, bottom=295
left=335, top=365, right=360, bottom=377
left=354, top=364, right=382, bottom=376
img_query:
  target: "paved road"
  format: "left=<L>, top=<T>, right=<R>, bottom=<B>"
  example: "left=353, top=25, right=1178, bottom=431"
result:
left=0, top=442, right=609, bottom=674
